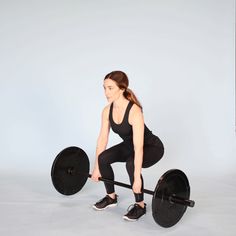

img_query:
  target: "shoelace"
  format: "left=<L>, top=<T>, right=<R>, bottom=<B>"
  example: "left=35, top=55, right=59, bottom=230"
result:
left=97, top=195, right=110, bottom=204
left=97, top=194, right=117, bottom=204
left=126, top=203, right=139, bottom=213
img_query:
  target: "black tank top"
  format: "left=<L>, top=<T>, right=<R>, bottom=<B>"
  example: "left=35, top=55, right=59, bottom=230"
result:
left=109, top=101, right=153, bottom=143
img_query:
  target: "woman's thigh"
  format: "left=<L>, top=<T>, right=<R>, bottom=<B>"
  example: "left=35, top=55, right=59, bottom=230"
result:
left=99, top=142, right=133, bottom=164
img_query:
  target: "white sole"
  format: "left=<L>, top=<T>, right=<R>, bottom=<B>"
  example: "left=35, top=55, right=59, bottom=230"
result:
left=92, top=203, right=118, bottom=211
left=123, top=216, right=138, bottom=222
left=123, top=213, right=146, bottom=222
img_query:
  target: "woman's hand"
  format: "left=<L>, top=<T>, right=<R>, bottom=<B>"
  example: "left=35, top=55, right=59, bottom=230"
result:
left=91, top=167, right=101, bottom=182
left=132, top=175, right=142, bottom=193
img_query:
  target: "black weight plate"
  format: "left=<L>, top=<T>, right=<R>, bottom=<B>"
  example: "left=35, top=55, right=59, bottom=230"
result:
left=51, top=146, right=90, bottom=195
left=152, top=169, right=190, bottom=228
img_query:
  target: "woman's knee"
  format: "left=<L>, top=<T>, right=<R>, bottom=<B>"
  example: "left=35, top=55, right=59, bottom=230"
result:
left=98, top=151, right=110, bottom=167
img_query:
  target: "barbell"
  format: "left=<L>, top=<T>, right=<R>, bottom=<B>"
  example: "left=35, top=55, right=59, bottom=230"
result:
left=51, top=146, right=195, bottom=228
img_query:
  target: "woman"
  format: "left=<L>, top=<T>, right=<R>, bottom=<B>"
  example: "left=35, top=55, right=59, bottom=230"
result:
left=91, top=71, right=164, bottom=221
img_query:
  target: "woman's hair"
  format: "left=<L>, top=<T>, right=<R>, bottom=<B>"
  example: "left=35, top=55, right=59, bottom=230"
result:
left=104, top=71, right=142, bottom=110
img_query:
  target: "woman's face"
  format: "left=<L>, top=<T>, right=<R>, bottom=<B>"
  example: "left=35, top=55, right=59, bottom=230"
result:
left=103, top=78, right=124, bottom=103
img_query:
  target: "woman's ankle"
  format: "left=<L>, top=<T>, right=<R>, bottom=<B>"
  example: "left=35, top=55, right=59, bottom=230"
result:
left=136, top=201, right=145, bottom=208
left=108, top=193, right=116, bottom=199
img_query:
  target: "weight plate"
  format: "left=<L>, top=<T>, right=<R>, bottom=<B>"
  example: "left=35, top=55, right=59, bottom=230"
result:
left=51, top=146, right=90, bottom=195
left=152, top=169, right=190, bottom=227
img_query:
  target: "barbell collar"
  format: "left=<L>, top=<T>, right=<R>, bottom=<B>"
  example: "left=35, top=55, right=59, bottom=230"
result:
left=169, top=195, right=195, bottom=208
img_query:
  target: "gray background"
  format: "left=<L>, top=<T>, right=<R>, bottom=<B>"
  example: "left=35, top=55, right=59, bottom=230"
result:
left=0, top=0, right=235, bottom=235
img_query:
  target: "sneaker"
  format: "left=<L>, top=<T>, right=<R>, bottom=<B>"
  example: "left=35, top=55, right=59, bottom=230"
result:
left=123, top=203, right=146, bottom=221
left=93, top=195, right=118, bottom=211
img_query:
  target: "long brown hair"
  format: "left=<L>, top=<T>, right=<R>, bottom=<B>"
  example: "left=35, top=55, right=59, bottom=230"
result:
left=104, top=71, right=142, bottom=110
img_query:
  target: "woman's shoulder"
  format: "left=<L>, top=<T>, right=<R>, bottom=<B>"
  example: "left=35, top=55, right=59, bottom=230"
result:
left=101, top=104, right=111, bottom=117
left=130, top=103, right=142, bottom=114
left=103, top=103, right=111, bottom=112
left=129, top=103, right=143, bottom=124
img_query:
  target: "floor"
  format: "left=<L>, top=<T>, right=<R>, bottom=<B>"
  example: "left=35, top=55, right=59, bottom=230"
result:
left=0, top=171, right=236, bottom=236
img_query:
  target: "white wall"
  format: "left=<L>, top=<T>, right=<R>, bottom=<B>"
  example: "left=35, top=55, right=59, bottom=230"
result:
left=0, top=0, right=235, bottom=179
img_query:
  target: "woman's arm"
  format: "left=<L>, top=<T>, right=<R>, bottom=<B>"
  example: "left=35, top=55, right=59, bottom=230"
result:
left=130, top=105, right=145, bottom=193
left=91, top=106, right=110, bottom=181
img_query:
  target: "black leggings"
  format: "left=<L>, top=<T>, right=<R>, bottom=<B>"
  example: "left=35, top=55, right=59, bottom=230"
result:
left=98, top=135, right=164, bottom=202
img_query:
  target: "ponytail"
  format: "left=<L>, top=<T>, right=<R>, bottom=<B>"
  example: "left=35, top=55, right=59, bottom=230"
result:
left=124, top=88, right=143, bottom=111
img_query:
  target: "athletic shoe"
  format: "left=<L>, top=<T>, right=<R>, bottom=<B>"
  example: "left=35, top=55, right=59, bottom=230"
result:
left=123, top=203, right=146, bottom=221
left=93, top=194, right=118, bottom=211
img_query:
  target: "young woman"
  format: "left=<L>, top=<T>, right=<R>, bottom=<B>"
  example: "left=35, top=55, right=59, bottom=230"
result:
left=91, top=71, right=164, bottom=221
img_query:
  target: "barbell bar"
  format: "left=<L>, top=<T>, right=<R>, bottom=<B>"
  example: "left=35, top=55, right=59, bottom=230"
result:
left=69, top=170, right=195, bottom=208
left=51, top=146, right=195, bottom=228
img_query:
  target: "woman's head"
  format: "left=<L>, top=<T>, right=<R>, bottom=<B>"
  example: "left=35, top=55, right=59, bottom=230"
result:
left=103, top=71, right=142, bottom=110
left=104, top=71, right=129, bottom=91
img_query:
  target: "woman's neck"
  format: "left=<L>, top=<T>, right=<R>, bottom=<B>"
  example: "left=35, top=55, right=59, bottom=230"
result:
left=113, top=96, right=129, bottom=109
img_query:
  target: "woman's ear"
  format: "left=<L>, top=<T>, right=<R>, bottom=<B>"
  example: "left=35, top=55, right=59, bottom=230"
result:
left=121, top=88, right=125, bottom=94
